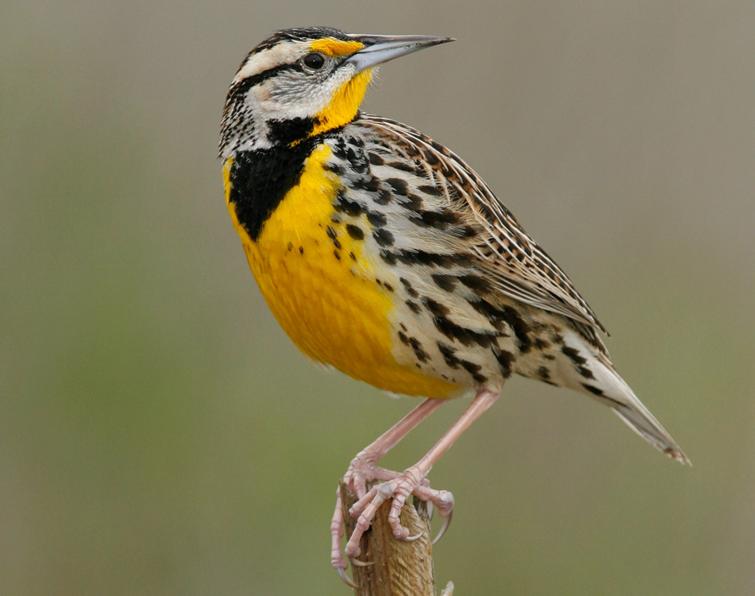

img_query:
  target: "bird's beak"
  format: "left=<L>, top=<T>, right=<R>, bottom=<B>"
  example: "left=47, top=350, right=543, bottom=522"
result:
left=345, top=34, right=454, bottom=73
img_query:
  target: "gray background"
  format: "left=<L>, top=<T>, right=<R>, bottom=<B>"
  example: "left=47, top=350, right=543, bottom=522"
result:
left=2, top=1, right=754, bottom=594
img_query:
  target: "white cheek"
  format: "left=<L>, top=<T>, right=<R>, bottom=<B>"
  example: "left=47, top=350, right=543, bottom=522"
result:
left=251, top=62, right=360, bottom=122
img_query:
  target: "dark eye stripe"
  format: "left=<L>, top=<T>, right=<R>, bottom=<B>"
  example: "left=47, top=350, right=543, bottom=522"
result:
left=233, top=62, right=304, bottom=92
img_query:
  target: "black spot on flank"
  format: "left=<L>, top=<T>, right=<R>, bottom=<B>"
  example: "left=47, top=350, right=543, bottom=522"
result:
left=374, top=189, right=392, bottom=205
left=534, top=337, right=550, bottom=351
left=334, top=191, right=364, bottom=217
left=373, top=228, right=394, bottom=247
left=333, top=250, right=341, bottom=260
left=561, top=346, right=588, bottom=366
left=499, top=306, right=533, bottom=353
left=331, top=137, right=349, bottom=160
left=460, top=360, right=487, bottom=384
left=458, top=274, right=491, bottom=293
left=578, top=366, right=595, bottom=380
left=582, top=383, right=604, bottom=396
left=351, top=176, right=380, bottom=192
left=399, top=278, right=418, bottom=298
left=405, top=300, right=421, bottom=314
left=379, top=250, right=397, bottom=266
left=385, top=177, right=408, bottom=195
left=367, top=211, right=387, bottom=227
left=345, top=224, right=364, bottom=240
left=398, top=331, right=410, bottom=345
left=326, top=225, right=337, bottom=241
left=393, top=250, right=473, bottom=268
left=408, top=336, right=429, bottom=363
left=287, top=242, right=293, bottom=252
left=326, top=163, right=345, bottom=176
left=437, top=342, right=461, bottom=369
left=431, top=274, right=457, bottom=292
left=431, top=314, right=497, bottom=348
left=468, top=299, right=508, bottom=333
left=537, top=366, right=556, bottom=385
left=349, top=251, right=357, bottom=261
left=422, top=297, right=449, bottom=317
left=298, top=246, right=304, bottom=255
left=368, top=152, right=384, bottom=165
left=494, top=349, right=514, bottom=377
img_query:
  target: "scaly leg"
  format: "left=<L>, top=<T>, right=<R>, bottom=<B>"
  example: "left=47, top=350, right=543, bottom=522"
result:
left=343, top=398, right=445, bottom=497
left=345, top=387, right=500, bottom=558
left=330, top=398, right=444, bottom=575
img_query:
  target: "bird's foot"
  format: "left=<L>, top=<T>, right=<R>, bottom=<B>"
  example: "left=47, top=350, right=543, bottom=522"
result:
left=331, top=456, right=400, bottom=582
left=342, top=451, right=401, bottom=499
left=344, top=465, right=455, bottom=558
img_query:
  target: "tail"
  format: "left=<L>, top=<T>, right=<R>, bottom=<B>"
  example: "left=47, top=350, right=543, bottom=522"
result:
left=603, top=370, right=691, bottom=465
left=555, top=331, right=691, bottom=465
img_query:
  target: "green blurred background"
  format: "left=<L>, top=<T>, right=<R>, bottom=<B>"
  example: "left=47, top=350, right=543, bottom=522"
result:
left=2, top=1, right=753, bottom=594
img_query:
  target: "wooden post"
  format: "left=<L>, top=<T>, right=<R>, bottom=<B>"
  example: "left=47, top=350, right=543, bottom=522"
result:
left=340, top=483, right=454, bottom=596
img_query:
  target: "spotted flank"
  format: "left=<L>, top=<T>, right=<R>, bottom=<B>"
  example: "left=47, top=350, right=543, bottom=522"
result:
left=219, top=26, right=689, bottom=465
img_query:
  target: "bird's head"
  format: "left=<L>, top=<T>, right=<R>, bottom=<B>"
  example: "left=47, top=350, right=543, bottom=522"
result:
left=219, top=26, right=453, bottom=157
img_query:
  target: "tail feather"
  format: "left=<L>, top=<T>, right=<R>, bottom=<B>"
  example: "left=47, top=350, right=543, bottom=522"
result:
left=556, top=332, right=691, bottom=465
left=609, top=386, right=691, bottom=465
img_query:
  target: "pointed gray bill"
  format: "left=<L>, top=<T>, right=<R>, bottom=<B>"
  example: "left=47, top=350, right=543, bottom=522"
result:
left=345, top=34, right=455, bottom=72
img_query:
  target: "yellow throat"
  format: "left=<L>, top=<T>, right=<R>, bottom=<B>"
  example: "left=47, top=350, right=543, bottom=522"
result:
left=223, top=144, right=458, bottom=398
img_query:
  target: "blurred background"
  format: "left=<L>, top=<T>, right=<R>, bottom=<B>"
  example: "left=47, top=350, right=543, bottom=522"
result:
left=2, top=1, right=754, bottom=594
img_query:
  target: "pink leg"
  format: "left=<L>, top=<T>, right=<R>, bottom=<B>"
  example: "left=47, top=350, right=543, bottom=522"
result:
left=331, top=398, right=445, bottom=575
left=342, top=398, right=445, bottom=498
left=346, top=388, right=500, bottom=558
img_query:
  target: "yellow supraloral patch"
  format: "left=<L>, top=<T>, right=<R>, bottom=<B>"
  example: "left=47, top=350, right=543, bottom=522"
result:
left=309, top=38, right=364, bottom=57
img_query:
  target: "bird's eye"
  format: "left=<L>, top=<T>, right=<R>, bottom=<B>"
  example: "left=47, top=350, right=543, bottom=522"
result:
left=302, top=52, right=326, bottom=70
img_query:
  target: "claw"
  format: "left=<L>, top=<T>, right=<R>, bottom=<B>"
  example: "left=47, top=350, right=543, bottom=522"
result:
left=336, top=566, right=357, bottom=589
left=403, top=531, right=424, bottom=542
left=349, top=556, right=374, bottom=567
left=432, top=508, right=453, bottom=544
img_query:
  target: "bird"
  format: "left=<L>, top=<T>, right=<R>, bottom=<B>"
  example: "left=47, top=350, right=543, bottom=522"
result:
left=218, top=26, right=689, bottom=586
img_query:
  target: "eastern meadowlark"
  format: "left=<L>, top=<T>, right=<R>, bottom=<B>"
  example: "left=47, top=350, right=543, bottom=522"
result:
left=218, top=26, right=689, bottom=583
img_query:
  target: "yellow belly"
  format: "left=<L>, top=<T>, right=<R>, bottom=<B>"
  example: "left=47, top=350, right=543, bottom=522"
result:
left=224, top=144, right=457, bottom=398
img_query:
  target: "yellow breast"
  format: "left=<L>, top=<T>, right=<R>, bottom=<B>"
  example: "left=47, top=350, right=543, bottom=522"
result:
left=224, top=144, right=457, bottom=398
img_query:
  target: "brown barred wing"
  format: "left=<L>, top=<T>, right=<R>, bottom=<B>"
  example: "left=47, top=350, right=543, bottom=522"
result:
left=360, top=114, right=609, bottom=346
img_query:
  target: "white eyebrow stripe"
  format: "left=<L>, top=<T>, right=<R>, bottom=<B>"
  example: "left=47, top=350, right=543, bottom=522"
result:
left=234, top=41, right=307, bottom=83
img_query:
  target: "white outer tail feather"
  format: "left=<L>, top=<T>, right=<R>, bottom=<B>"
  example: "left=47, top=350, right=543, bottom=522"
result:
left=604, top=369, right=691, bottom=465
left=560, top=332, right=691, bottom=465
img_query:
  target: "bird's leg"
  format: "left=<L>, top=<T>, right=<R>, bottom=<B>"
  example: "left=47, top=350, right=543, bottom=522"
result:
left=331, top=398, right=444, bottom=574
left=342, top=398, right=445, bottom=498
left=345, top=387, right=500, bottom=558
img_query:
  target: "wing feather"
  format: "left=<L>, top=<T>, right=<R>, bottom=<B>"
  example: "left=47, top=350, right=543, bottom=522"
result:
left=361, top=114, right=608, bottom=338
